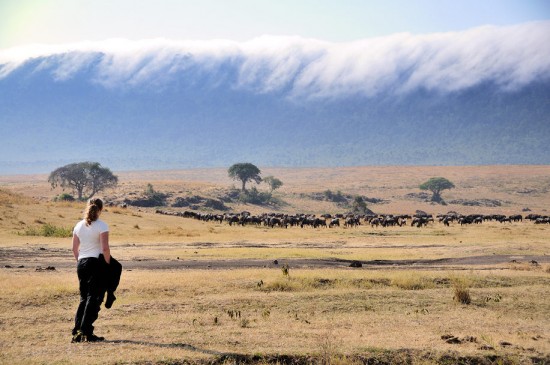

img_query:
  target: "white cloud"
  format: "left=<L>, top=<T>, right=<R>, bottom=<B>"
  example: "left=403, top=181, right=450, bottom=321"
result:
left=1, top=21, right=549, bottom=97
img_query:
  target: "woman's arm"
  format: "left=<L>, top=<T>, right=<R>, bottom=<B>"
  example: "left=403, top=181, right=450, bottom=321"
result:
left=100, top=231, right=110, bottom=264
left=72, top=234, right=80, bottom=261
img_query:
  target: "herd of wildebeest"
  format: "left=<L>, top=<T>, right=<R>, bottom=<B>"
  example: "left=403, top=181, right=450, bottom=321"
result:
left=156, top=210, right=550, bottom=228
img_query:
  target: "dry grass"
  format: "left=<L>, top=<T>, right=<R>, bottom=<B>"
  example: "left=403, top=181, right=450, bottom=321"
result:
left=0, top=268, right=548, bottom=364
left=1, top=166, right=550, bottom=364
left=451, top=277, right=472, bottom=305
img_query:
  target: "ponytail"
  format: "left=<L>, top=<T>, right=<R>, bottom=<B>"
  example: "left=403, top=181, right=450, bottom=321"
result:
left=84, top=198, right=103, bottom=226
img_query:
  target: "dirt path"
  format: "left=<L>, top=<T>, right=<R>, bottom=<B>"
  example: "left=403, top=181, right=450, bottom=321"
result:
left=1, top=246, right=548, bottom=271
left=110, top=254, right=550, bottom=270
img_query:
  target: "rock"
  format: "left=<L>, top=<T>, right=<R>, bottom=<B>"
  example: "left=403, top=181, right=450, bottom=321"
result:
left=5, top=265, right=12, bottom=268
left=349, top=261, right=363, bottom=268
left=36, top=266, right=55, bottom=271
left=273, top=260, right=278, bottom=265
left=479, top=344, right=495, bottom=350
left=499, top=341, right=513, bottom=347
left=445, top=336, right=462, bottom=344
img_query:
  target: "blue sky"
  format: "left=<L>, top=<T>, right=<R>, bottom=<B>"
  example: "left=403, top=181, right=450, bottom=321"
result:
left=1, top=0, right=549, bottom=48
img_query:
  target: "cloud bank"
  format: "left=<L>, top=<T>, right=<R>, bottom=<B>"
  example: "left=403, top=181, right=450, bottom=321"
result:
left=1, top=21, right=549, bottom=98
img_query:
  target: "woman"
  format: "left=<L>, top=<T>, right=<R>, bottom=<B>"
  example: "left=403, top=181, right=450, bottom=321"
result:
left=71, top=198, right=110, bottom=343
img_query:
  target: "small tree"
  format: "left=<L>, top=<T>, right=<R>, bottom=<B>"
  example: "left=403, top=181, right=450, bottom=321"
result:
left=228, top=163, right=262, bottom=192
left=263, top=176, right=283, bottom=193
left=419, top=177, right=455, bottom=204
left=48, top=162, right=118, bottom=200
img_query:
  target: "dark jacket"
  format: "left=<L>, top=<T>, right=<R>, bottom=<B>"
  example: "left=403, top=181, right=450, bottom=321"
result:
left=99, top=254, right=122, bottom=295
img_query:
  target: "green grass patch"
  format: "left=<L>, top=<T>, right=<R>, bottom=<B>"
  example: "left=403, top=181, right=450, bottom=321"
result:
left=21, top=223, right=72, bottom=238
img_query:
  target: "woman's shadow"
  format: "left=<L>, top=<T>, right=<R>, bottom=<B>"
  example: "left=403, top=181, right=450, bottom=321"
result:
left=104, top=339, right=233, bottom=357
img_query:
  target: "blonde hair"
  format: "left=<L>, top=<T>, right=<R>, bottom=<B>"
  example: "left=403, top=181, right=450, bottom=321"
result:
left=84, top=198, right=103, bottom=226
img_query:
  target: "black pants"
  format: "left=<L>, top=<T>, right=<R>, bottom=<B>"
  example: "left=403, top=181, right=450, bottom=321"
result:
left=73, top=257, right=104, bottom=336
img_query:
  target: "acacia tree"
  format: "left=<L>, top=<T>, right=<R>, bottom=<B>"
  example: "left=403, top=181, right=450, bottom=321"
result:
left=419, top=177, right=455, bottom=204
left=48, top=162, right=118, bottom=200
left=263, top=176, right=283, bottom=193
left=228, top=163, right=262, bottom=191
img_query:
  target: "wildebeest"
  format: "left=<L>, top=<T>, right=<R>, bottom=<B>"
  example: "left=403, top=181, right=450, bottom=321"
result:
left=535, top=217, right=550, bottom=224
left=268, top=217, right=287, bottom=228
left=225, top=214, right=241, bottom=226
left=411, top=216, right=432, bottom=227
left=509, top=214, right=523, bottom=222
left=344, top=216, right=360, bottom=228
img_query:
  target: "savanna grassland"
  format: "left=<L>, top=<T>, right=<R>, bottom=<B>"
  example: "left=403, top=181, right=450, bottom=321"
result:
left=0, top=165, right=549, bottom=365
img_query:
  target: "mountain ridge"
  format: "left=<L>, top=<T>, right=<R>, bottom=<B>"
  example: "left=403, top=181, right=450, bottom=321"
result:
left=1, top=30, right=549, bottom=174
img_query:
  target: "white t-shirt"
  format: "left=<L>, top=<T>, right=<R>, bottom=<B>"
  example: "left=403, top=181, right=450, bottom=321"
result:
left=73, top=219, right=109, bottom=260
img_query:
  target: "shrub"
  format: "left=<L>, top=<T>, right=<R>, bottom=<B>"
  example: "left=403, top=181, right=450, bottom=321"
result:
left=54, top=193, right=75, bottom=202
left=23, top=224, right=72, bottom=238
left=125, top=184, right=168, bottom=207
left=352, top=196, right=368, bottom=214
left=323, top=190, right=347, bottom=203
left=239, top=187, right=272, bottom=205
left=452, top=279, right=472, bottom=304
left=281, top=264, right=290, bottom=277
left=203, top=198, right=228, bottom=211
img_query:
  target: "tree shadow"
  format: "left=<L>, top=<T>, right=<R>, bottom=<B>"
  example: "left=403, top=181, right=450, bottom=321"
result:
left=104, top=339, right=231, bottom=357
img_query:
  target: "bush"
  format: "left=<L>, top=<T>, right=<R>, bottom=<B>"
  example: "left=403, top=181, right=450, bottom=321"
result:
left=125, top=184, right=169, bottom=207
left=452, top=279, right=472, bottom=304
left=239, top=187, right=272, bottom=205
left=54, top=193, right=75, bottom=202
left=23, top=224, right=72, bottom=238
left=352, top=196, right=368, bottom=214
left=203, top=198, right=228, bottom=211
left=323, top=190, right=347, bottom=203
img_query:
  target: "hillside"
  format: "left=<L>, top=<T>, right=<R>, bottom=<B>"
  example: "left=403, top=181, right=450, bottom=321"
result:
left=3, top=165, right=550, bottom=217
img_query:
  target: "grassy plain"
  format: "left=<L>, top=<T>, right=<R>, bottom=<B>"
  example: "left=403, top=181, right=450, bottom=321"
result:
left=0, top=165, right=549, bottom=364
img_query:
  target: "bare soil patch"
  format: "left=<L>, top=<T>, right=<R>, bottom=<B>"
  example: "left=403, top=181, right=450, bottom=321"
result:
left=2, top=244, right=548, bottom=271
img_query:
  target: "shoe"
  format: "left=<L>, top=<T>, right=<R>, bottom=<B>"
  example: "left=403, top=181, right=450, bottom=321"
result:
left=82, top=334, right=105, bottom=342
left=71, top=330, right=83, bottom=343
left=105, top=292, right=116, bottom=309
